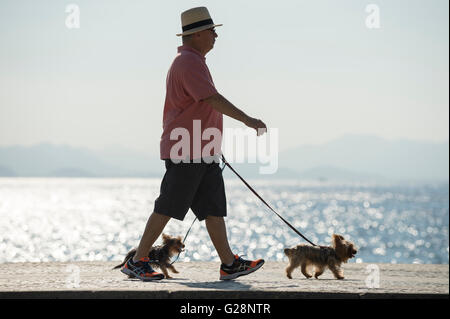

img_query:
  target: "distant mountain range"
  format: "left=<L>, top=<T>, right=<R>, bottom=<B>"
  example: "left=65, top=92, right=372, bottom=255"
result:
left=0, top=144, right=164, bottom=178
left=0, top=135, right=448, bottom=182
left=279, top=135, right=449, bottom=182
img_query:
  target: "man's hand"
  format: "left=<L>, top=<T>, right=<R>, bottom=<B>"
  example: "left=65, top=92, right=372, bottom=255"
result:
left=203, top=93, right=267, bottom=136
left=244, top=116, right=267, bottom=136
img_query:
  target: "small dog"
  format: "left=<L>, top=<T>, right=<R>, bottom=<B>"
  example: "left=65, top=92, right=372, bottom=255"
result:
left=284, top=234, right=357, bottom=280
left=113, top=233, right=185, bottom=279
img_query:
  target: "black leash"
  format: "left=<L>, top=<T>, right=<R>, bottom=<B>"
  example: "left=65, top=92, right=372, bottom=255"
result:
left=221, top=154, right=317, bottom=247
left=170, top=216, right=197, bottom=265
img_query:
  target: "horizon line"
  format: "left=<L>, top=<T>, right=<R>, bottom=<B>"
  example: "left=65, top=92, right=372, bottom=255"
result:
left=0, top=133, right=449, bottom=154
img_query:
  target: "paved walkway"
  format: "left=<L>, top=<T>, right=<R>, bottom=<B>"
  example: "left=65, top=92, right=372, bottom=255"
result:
left=0, top=262, right=448, bottom=298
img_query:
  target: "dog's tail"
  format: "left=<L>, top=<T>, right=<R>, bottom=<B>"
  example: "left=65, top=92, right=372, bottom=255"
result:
left=112, top=248, right=137, bottom=270
left=284, top=248, right=293, bottom=257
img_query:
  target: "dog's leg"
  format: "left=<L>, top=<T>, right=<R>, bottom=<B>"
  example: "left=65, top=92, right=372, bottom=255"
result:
left=329, top=263, right=344, bottom=280
left=301, top=262, right=312, bottom=279
left=285, top=263, right=296, bottom=279
left=314, top=266, right=325, bottom=279
left=285, top=256, right=301, bottom=279
left=160, top=265, right=171, bottom=279
left=167, top=264, right=179, bottom=274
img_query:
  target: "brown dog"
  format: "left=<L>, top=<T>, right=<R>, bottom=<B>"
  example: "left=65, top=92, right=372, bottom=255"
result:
left=113, top=234, right=185, bottom=279
left=284, top=234, right=357, bottom=280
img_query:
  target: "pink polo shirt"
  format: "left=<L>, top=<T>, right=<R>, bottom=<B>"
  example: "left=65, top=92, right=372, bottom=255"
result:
left=160, top=45, right=223, bottom=160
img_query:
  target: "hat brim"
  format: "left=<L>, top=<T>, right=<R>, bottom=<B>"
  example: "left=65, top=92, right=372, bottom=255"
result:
left=176, top=24, right=223, bottom=37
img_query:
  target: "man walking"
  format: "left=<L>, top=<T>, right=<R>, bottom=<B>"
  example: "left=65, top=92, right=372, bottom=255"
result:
left=121, top=7, right=267, bottom=281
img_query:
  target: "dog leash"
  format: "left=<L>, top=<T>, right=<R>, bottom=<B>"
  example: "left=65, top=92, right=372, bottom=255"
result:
left=170, top=216, right=197, bottom=265
left=221, top=154, right=318, bottom=247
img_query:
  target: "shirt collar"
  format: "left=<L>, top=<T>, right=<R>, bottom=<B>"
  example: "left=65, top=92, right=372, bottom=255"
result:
left=177, top=45, right=205, bottom=60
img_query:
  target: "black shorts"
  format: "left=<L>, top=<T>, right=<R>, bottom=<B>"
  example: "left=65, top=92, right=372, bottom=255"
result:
left=153, top=160, right=227, bottom=221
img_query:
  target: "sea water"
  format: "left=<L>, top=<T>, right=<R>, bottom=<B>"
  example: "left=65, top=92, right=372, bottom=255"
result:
left=0, top=178, right=448, bottom=264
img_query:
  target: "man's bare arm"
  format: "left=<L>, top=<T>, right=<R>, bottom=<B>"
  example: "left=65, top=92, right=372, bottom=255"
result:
left=203, top=93, right=267, bottom=135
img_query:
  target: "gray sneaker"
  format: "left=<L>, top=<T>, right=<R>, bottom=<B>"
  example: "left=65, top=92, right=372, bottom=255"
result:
left=121, top=257, right=165, bottom=281
left=219, top=255, right=265, bottom=280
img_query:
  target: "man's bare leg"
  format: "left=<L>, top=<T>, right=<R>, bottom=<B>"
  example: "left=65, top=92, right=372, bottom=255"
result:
left=133, top=212, right=171, bottom=262
left=205, top=216, right=235, bottom=265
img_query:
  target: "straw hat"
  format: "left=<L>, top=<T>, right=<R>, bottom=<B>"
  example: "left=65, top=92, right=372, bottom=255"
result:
left=176, top=7, right=223, bottom=36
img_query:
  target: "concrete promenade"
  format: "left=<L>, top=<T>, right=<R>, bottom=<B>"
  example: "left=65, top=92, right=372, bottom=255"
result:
left=0, top=262, right=448, bottom=298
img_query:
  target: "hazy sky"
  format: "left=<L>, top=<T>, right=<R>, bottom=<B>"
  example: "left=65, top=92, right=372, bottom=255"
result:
left=0, top=0, right=448, bottom=154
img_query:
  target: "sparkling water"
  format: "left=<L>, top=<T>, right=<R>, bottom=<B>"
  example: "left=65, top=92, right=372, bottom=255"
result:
left=0, top=178, right=448, bottom=264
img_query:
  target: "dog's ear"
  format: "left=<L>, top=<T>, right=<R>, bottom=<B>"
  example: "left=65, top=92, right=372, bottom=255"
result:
left=162, top=233, right=170, bottom=242
left=332, top=234, right=344, bottom=248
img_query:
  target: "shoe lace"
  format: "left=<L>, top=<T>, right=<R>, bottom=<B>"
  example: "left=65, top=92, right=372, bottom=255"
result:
left=137, top=257, right=158, bottom=273
left=235, top=254, right=253, bottom=268
left=235, top=254, right=247, bottom=261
